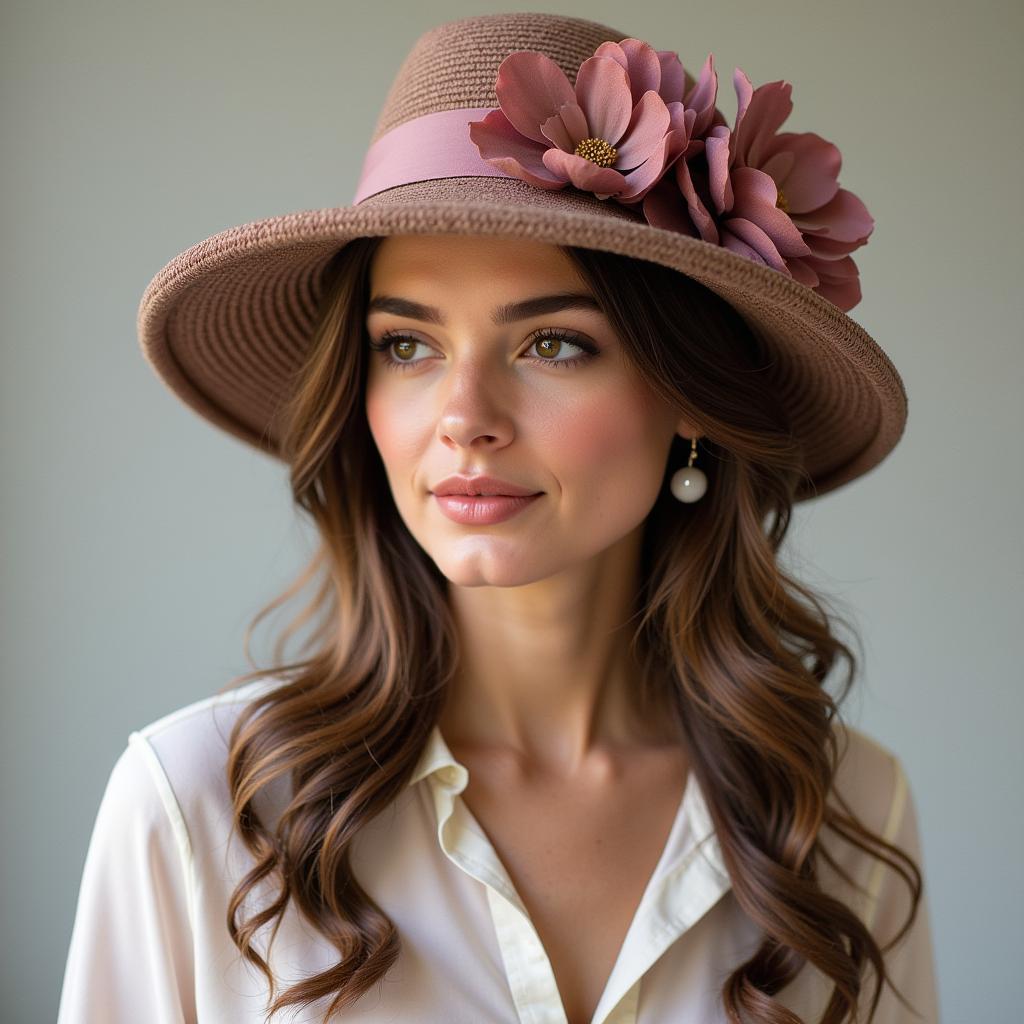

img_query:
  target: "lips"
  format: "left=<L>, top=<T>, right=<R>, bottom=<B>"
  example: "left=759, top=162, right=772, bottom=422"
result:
left=434, top=492, right=542, bottom=525
left=431, top=474, right=542, bottom=497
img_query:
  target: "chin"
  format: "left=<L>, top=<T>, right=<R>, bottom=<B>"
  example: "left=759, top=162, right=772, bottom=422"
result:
left=440, top=566, right=540, bottom=589
left=434, top=552, right=555, bottom=590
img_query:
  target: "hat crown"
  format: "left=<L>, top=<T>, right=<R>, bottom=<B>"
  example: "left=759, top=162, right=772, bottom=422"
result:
left=370, top=13, right=628, bottom=144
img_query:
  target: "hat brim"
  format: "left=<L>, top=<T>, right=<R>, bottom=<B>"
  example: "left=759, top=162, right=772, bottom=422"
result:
left=137, top=176, right=906, bottom=503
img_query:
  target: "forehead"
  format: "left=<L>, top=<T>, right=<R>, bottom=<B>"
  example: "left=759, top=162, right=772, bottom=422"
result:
left=368, top=234, right=584, bottom=287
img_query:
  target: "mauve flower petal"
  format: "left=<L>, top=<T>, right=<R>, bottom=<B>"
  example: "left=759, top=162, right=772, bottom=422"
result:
left=820, top=279, right=862, bottom=312
left=594, top=38, right=663, bottom=105
left=663, top=103, right=701, bottom=167
left=766, top=131, right=841, bottom=213
left=759, top=148, right=796, bottom=191
left=801, top=232, right=861, bottom=259
left=575, top=55, right=633, bottom=143
left=811, top=253, right=857, bottom=276
left=676, top=160, right=719, bottom=242
left=724, top=217, right=788, bottom=271
left=495, top=52, right=577, bottom=145
left=664, top=100, right=687, bottom=133
left=759, top=210, right=813, bottom=257
left=486, top=154, right=568, bottom=190
left=730, top=68, right=755, bottom=165
left=795, top=186, right=874, bottom=242
left=539, top=102, right=589, bottom=151
left=685, top=54, right=720, bottom=138
left=705, top=128, right=734, bottom=214
left=622, top=38, right=664, bottom=98
left=469, top=110, right=567, bottom=188
left=657, top=50, right=686, bottom=104
left=731, top=163, right=780, bottom=206
left=683, top=132, right=705, bottom=160
left=542, top=147, right=627, bottom=194
left=593, top=39, right=628, bottom=72
left=730, top=167, right=811, bottom=257
left=721, top=229, right=774, bottom=266
left=803, top=254, right=862, bottom=310
left=615, top=91, right=671, bottom=167
left=657, top=112, right=697, bottom=175
left=784, top=256, right=821, bottom=289
left=641, top=172, right=710, bottom=240
left=617, top=134, right=674, bottom=201
left=736, top=78, right=794, bottom=169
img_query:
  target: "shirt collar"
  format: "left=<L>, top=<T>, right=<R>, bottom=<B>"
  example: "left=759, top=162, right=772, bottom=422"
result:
left=407, top=723, right=728, bottom=879
left=407, top=722, right=468, bottom=791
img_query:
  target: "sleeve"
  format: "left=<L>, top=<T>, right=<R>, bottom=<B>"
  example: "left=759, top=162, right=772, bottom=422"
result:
left=859, top=756, right=941, bottom=1024
left=56, top=733, right=197, bottom=1024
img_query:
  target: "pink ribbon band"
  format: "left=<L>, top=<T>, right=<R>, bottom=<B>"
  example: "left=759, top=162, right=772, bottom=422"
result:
left=352, top=107, right=507, bottom=204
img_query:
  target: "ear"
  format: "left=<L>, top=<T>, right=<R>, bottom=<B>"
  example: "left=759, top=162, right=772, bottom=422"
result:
left=674, top=416, right=701, bottom=441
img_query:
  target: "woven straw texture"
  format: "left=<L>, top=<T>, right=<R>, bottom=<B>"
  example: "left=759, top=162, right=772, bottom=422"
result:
left=137, top=12, right=906, bottom=503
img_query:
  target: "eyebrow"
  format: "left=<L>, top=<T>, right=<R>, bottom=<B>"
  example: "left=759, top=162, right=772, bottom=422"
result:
left=365, top=291, right=604, bottom=326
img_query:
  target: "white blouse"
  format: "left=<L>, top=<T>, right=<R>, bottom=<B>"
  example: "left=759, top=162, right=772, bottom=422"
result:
left=57, top=677, right=940, bottom=1023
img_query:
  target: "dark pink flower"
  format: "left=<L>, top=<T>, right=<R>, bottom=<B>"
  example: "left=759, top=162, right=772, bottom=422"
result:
left=643, top=65, right=874, bottom=311
left=468, top=38, right=712, bottom=203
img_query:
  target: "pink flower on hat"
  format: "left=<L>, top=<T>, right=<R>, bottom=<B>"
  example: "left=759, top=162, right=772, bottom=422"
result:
left=468, top=36, right=874, bottom=312
left=468, top=38, right=711, bottom=203
left=643, top=64, right=874, bottom=311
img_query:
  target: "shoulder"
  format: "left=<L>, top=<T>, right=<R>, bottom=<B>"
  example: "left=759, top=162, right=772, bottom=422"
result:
left=132, top=676, right=285, bottom=768
left=828, top=718, right=909, bottom=839
left=821, top=718, right=920, bottom=926
left=124, top=676, right=291, bottom=844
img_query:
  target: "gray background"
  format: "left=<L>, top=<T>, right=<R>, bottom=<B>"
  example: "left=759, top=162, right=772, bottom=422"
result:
left=3, top=1, right=1020, bottom=1021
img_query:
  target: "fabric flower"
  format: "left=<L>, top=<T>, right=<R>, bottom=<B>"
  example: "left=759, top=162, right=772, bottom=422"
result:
left=469, top=36, right=875, bottom=312
left=643, top=63, right=874, bottom=311
left=468, top=38, right=711, bottom=203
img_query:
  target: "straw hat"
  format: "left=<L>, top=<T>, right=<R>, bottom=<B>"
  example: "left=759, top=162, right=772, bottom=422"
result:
left=136, top=11, right=904, bottom=502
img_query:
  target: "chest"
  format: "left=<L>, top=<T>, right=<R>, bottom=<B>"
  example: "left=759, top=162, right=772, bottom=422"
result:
left=456, top=753, right=688, bottom=1024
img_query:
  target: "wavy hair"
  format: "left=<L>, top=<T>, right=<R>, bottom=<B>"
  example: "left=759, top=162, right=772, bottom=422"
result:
left=220, top=234, right=925, bottom=1023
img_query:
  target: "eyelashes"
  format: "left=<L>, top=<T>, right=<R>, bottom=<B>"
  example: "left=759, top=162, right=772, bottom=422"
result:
left=367, top=326, right=599, bottom=372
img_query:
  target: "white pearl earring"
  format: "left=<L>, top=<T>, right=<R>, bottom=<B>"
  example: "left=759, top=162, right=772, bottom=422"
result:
left=670, top=436, right=707, bottom=503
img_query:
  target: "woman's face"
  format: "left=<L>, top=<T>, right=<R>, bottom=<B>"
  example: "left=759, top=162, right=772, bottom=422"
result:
left=363, top=234, right=695, bottom=588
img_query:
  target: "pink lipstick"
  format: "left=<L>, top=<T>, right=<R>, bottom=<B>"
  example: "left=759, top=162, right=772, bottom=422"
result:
left=434, top=493, right=542, bottom=525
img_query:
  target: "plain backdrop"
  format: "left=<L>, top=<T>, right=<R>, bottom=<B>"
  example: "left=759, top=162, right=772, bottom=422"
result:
left=2, top=1, right=1020, bottom=1021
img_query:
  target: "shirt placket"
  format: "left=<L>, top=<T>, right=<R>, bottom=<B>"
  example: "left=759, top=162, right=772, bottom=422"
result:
left=428, top=770, right=570, bottom=1023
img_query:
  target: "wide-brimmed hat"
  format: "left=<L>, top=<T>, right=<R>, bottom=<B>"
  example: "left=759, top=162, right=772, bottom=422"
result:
left=136, top=11, right=905, bottom=502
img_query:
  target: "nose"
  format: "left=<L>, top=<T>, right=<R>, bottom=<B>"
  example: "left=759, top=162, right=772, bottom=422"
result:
left=435, top=357, right=515, bottom=451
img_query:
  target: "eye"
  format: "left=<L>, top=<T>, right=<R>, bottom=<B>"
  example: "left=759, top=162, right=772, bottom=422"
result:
left=367, top=327, right=599, bottom=372
left=527, top=330, right=598, bottom=368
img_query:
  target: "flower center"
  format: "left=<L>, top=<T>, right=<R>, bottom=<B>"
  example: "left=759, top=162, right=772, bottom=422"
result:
left=776, top=188, right=790, bottom=213
left=574, top=137, right=618, bottom=168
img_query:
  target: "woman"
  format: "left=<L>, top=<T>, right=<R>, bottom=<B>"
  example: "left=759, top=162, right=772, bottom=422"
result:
left=57, top=12, right=939, bottom=1024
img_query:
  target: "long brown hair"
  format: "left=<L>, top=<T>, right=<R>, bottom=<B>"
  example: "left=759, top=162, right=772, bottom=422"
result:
left=221, top=234, right=925, bottom=1023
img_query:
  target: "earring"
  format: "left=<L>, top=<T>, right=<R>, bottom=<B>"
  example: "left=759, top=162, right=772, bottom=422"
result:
left=670, top=436, right=707, bottom=503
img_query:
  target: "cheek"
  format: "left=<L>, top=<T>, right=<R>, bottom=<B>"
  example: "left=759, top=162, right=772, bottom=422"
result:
left=540, top=383, right=668, bottom=482
left=365, top=382, right=426, bottom=468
